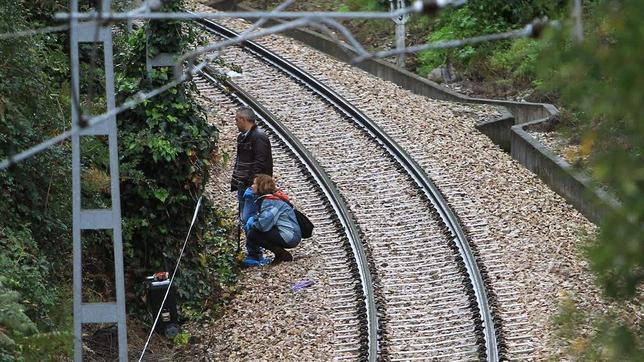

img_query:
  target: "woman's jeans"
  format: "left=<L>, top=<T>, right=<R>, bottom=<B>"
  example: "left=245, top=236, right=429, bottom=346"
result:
left=237, top=188, right=261, bottom=258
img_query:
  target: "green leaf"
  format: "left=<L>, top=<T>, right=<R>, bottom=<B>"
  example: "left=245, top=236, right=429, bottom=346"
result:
left=153, top=188, right=169, bottom=203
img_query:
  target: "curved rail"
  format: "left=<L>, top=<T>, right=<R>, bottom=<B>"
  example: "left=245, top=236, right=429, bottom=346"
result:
left=197, top=19, right=499, bottom=361
left=199, top=68, right=379, bottom=361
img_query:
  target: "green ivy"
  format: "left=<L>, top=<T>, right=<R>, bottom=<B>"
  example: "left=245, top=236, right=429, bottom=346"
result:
left=1, top=0, right=74, bottom=358
left=114, top=0, right=238, bottom=316
left=417, top=0, right=565, bottom=80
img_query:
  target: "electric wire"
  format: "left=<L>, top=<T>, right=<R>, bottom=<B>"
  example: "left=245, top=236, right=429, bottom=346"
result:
left=239, top=0, right=295, bottom=35
left=0, top=13, right=556, bottom=172
left=55, top=0, right=468, bottom=22
left=0, top=24, right=69, bottom=40
left=354, top=18, right=556, bottom=62
left=178, top=18, right=309, bottom=79
left=0, top=62, right=206, bottom=171
left=1, top=0, right=476, bottom=171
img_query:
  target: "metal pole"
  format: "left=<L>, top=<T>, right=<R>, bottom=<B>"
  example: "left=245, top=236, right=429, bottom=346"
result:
left=390, top=0, right=409, bottom=68
left=69, top=2, right=82, bottom=359
left=573, top=0, right=583, bottom=43
left=71, top=0, right=128, bottom=360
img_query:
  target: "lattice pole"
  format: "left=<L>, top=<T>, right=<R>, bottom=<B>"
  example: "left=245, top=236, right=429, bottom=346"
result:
left=70, top=0, right=128, bottom=360
left=390, top=0, right=410, bottom=68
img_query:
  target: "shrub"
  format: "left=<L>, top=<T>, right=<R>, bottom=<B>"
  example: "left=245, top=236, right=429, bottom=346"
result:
left=114, top=0, right=238, bottom=316
left=416, top=0, right=565, bottom=79
left=539, top=0, right=643, bottom=358
left=1, top=1, right=74, bottom=358
left=0, top=228, right=73, bottom=360
left=489, top=37, right=544, bottom=86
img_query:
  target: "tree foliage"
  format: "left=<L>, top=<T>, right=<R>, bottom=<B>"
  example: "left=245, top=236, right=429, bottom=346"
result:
left=0, top=0, right=74, bottom=359
left=417, top=0, right=565, bottom=86
left=539, top=0, right=643, bottom=359
left=115, top=0, right=238, bottom=312
left=541, top=0, right=643, bottom=301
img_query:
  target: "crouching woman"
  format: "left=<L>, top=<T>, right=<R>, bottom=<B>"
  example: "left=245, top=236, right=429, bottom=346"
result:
left=244, top=174, right=302, bottom=264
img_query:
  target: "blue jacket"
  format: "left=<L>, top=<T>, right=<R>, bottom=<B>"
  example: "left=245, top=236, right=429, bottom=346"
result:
left=248, top=192, right=302, bottom=246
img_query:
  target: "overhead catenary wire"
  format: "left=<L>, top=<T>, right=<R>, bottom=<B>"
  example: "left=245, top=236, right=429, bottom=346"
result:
left=179, top=18, right=309, bottom=80
left=179, top=16, right=370, bottom=77
left=2, top=0, right=471, bottom=171
left=56, top=9, right=414, bottom=21
left=0, top=15, right=555, bottom=172
left=354, top=18, right=556, bottom=63
left=239, top=0, right=295, bottom=35
left=54, top=0, right=468, bottom=22
left=0, top=61, right=206, bottom=171
left=1, top=12, right=313, bottom=171
left=2, top=2, right=571, bottom=178
left=183, top=0, right=296, bottom=77
left=0, top=24, right=70, bottom=40
left=138, top=195, right=203, bottom=362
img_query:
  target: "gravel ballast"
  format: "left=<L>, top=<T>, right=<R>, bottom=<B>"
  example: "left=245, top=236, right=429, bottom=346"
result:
left=182, top=2, right=640, bottom=360
left=184, top=87, right=337, bottom=361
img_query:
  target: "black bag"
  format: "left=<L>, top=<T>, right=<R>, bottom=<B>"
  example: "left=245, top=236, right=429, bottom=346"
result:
left=293, top=208, right=314, bottom=239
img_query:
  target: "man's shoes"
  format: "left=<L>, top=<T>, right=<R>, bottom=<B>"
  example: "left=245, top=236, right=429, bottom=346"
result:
left=241, top=256, right=272, bottom=267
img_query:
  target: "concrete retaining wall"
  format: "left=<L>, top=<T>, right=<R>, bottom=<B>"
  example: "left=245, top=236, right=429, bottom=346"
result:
left=210, top=1, right=617, bottom=223
left=476, top=108, right=515, bottom=152
left=511, top=121, right=619, bottom=223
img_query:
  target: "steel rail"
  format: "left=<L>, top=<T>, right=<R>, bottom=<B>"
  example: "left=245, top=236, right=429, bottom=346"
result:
left=199, top=69, right=379, bottom=361
left=198, top=19, right=500, bottom=361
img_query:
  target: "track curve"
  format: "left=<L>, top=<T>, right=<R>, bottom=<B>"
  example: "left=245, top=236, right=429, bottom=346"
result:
left=196, top=18, right=501, bottom=361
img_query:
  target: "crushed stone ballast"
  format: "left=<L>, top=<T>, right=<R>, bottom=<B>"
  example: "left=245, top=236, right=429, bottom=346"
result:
left=195, top=18, right=502, bottom=361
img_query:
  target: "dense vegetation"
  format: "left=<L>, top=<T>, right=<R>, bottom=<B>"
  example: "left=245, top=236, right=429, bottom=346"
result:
left=0, top=0, right=237, bottom=359
left=115, top=0, right=238, bottom=316
left=541, top=1, right=643, bottom=358
left=0, top=1, right=73, bottom=359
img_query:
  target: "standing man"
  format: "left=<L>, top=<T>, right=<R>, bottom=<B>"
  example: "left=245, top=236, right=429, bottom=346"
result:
left=231, top=106, right=273, bottom=265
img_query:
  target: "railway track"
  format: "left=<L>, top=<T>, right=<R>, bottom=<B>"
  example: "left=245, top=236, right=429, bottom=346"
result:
left=197, top=74, right=375, bottom=360
left=194, top=19, right=502, bottom=361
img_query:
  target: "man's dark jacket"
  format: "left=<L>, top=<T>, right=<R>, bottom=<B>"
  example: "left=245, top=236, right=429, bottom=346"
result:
left=231, top=125, right=273, bottom=191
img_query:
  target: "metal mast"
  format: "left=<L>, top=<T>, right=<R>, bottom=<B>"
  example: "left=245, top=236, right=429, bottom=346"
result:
left=70, top=0, right=128, bottom=360
left=389, top=0, right=410, bottom=68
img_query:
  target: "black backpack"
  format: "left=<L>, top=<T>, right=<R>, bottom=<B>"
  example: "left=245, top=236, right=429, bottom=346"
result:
left=292, top=207, right=314, bottom=239
left=283, top=200, right=313, bottom=239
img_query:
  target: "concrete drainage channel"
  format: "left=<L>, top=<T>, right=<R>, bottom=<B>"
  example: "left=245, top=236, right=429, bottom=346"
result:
left=196, top=18, right=502, bottom=361
left=212, top=0, right=617, bottom=225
